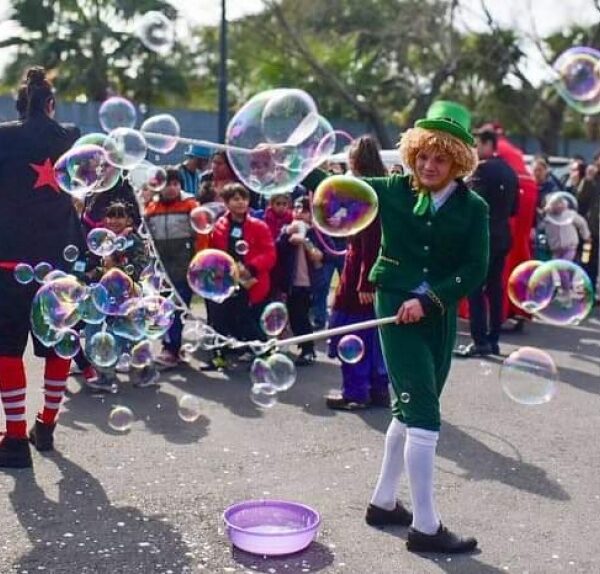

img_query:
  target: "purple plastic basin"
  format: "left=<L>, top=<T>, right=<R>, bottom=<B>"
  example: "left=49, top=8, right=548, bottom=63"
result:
left=223, top=499, right=321, bottom=556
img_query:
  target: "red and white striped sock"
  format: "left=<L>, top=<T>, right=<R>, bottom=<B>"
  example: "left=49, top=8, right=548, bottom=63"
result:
left=0, top=356, right=28, bottom=439
left=38, top=356, right=70, bottom=425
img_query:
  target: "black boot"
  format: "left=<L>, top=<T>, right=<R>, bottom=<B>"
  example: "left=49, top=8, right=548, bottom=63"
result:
left=365, top=501, right=413, bottom=527
left=406, top=523, right=478, bottom=553
left=0, top=436, right=33, bottom=469
left=29, top=418, right=56, bottom=452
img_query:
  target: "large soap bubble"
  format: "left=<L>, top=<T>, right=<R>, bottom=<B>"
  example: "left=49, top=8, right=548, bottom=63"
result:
left=91, top=268, right=137, bottom=316
left=507, top=260, right=545, bottom=313
left=312, top=175, right=379, bottom=237
left=226, top=89, right=336, bottom=197
left=99, top=96, right=137, bottom=133
left=187, top=249, right=239, bottom=303
left=31, top=275, right=86, bottom=332
left=528, top=260, right=594, bottom=325
left=54, top=144, right=121, bottom=200
left=500, top=347, right=558, bottom=405
left=86, top=331, right=119, bottom=368
left=140, top=114, right=180, bottom=154
left=104, top=128, right=147, bottom=170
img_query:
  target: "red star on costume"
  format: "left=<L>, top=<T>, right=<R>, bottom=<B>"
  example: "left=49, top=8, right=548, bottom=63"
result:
left=30, top=158, right=59, bottom=193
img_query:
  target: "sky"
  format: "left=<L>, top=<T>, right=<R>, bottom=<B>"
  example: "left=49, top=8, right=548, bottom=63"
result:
left=0, top=0, right=599, bottom=81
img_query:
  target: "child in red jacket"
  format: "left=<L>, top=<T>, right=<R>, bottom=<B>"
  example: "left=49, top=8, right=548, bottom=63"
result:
left=207, top=183, right=276, bottom=365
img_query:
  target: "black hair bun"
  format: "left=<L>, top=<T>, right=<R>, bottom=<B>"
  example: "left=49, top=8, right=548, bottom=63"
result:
left=25, top=66, right=47, bottom=87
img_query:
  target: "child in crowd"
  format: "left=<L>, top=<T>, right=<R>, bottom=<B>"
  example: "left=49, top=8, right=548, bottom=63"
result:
left=325, top=135, right=390, bottom=410
left=276, top=196, right=324, bottom=366
left=205, top=183, right=276, bottom=368
left=264, top=193, right=293, bottom=241
left=541, top=194, right=591, bottom=261
left=145, top=167, right=207, bottom=368
left=82, top=202, right=156, bottom=392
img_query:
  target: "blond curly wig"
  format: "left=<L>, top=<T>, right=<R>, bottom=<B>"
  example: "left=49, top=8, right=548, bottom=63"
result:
left=398, top=127, right=478, bottom=188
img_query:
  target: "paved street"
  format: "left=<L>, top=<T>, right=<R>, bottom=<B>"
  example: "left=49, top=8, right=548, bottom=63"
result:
left=1, top=310, right=599, bottom=574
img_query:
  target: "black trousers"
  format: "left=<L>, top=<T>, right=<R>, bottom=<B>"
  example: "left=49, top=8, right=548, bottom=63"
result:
left=206, top=290, right=266, bottom=345
left=583, top=235, right=599, bottom=296
left=287, top=287, right=314, bottom=354
left=468, top=252, right=507, bottom=347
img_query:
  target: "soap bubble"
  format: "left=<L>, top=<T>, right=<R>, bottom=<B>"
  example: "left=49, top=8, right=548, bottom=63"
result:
left=140, top=114, right=180, bottom=154
left=132, top=295, right=176, bottom=339
left=553, top=46, right=600, bottom=114
left=54, top=329, right=81, bottom=359
left=226, top=89, right=336, bottom=197
left=507, top=260, right=545, bottom=313
left=87, top=228, right=117, bottom=257
left=259, top=302, right=288, bottom=337
left=99, top=96, right=137, bottom=132
left=92, top=268, right=136, bottom=316
left=33, top=261, right=53, bottom=283
left=104, top=128, right=147, bottom=170
left=337, top=334, right=365, bottom=364
left=63, top=244, right=80, bottom=263
left=500, top=347, right=558, bottom=405
left=136, top=11, right=175, bottom=55
left=108, top=406, right=134, bottom=432
left=31, top=275, right=86, bottom=332
left=177, top=394, right=201, bottom=422
left=250, top=357, right=273, bottom=386
left=187, top=249, right=239, bottom=303
left=86, top=331, right=119, bottom=368
left=78, top=290, right=106, bottom=324
left=14, top=263, right=34, bottom=285
left=131, top=340, right=154, bottom=368
left=528, top=260, right=594, bottom=325
left=190, top=206, right=216, bottom=234
left=312, top=175, right=379, bottom=237
left=250, top=383, right=278, bottom=408
left=266, top=353, right=296, bottom=392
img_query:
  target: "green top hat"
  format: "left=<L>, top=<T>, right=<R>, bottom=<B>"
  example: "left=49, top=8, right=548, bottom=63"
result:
left=415, top=100, right=474, bottom=147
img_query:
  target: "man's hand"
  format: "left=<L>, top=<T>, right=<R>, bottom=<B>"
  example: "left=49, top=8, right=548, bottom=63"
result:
left=395, top=298, right=425, bottom=324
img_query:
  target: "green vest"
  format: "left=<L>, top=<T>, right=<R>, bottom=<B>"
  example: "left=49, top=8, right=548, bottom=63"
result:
left=365, top=174, right=489, bottom=313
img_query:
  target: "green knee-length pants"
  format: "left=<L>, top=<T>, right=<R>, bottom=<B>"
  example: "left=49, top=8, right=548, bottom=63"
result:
left=376, top=290, right=457, bottom=432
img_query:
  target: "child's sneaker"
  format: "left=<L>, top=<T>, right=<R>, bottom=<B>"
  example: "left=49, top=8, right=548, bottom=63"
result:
left=131, top=365, right=160, bottom=388
left=85, top=371, right=119, bottom=394
left=154, top=349, right=180, bottom=368
left=115, top=355, right=131, bottom=374
left=200, top=354, right=228, bottom=371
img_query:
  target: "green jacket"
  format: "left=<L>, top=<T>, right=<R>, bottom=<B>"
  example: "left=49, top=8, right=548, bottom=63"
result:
left=302, top=170, right=490, bottom=314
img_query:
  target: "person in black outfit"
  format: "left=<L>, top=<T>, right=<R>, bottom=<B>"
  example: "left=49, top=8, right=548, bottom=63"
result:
left=455, top=130, right=519, bottom=357
left=0, top=67, right=84, bottom=467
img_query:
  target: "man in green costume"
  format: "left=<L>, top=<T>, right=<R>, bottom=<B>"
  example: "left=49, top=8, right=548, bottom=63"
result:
left=304, top=101, right=489, bottom=553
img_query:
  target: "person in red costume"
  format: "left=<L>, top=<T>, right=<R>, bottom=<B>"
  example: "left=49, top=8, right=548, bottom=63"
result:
left=459, top=123, right=539, bottom=330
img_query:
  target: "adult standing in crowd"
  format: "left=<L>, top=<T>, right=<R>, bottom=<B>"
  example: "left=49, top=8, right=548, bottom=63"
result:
left=455, top=129, right=519, bottom=357
left=178, top=144, right=212, bottom=197
left=578, top=159, right=600, bottom=298
left=0, top=67, right=84, bottom=467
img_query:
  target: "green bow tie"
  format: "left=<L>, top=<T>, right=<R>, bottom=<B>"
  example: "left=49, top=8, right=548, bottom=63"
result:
left=413, top=190, right=434, bottom=217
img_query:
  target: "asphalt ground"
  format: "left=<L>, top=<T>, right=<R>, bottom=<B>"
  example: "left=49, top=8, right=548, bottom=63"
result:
left=1, top=308, right=599, bottom=574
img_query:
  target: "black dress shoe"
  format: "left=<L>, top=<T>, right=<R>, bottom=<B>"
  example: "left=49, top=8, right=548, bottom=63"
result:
left=29, top=418, right=56, bottom=452
left=0, top=436, right=33, bottom=469
left=453, top=343, right=493, bottom=358
left=365, top=501, right=412, bottom=527
left=490, top=342, right=500, bottom=355
left=406, top=523, right=478, bottom=553
left=326, top=396, right=368, bottom=411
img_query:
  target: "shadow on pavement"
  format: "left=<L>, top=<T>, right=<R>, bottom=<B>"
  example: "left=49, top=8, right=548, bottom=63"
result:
left=60, top=381, right=210, bottom=445
left=230, top=541, right=335, bottom=572
left=7, top=451, right=193, bottom=573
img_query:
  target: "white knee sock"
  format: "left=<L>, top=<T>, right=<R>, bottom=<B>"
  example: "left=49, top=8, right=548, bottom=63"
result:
left=405, top=427, right=440, bottom=534
left=370, top=419, right=406, bottom=510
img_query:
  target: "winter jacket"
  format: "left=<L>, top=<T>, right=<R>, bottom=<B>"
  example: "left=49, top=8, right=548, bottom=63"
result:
left=210, top=213, right=276, bottom=304
left=144, top=195, right=207, bottom=284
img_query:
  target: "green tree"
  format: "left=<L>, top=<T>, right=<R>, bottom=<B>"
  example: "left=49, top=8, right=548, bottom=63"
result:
left=0, top=0, right=189, bottom=104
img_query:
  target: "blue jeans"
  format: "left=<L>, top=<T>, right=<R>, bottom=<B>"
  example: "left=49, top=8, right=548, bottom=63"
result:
left=311, top=257, right=344, bottom=329
left=163, top=280, right=193, bottom=354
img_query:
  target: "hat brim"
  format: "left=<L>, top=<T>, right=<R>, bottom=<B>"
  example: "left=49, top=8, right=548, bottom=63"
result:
left=414, top=119, right=475, bottom=147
